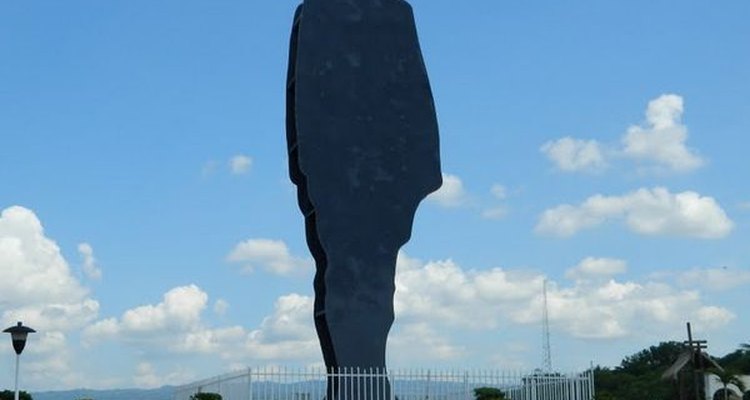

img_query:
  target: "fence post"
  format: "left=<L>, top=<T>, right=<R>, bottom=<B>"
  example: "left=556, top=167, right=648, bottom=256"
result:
left=174, top=365, right=597, bottom=400
left=426, top=369, right=431, bottom=400
left=464, top=370, right=470, bottom=400
left=247, top=367, right=253, bottom=400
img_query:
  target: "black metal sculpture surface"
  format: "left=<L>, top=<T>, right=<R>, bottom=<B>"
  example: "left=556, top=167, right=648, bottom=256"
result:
left=286, top=0, right=441, bottom=398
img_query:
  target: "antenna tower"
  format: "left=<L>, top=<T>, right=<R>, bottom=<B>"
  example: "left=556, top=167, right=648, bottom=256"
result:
left=542, top=279, right=552, bottom=372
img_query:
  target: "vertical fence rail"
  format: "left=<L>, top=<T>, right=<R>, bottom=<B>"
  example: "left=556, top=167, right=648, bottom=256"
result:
left=173, top=367, right=595, bottom=400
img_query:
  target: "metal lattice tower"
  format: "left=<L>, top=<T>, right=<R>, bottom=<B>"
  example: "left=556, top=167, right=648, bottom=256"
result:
left=542, top=279, right=552, bottom=372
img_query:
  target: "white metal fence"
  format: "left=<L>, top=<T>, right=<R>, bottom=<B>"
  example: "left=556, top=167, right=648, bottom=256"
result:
left=173, top=367, right=595, bottom=400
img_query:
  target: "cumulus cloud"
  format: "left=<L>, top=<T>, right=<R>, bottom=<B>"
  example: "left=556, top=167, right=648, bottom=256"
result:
left=202, top=154, right=254, bottom=177
left=0, top=206, right=99, bottom=331
left=536, top=187, right=733, bottom=238
left=84, top=287, right=320, bottom=365
left=213, top=299, right=230, bottom=316
left=388, top=323, right=465, bottom=363
left=77, top=242, right=102, bottom=280
left=240, top=294, right=319, bottom=360
left=622, top=94, right=704, bottom=172
left=80, top=252, right=738, bottom=378
left=227, top=239, right=312, bottom=276
left=674, top=266, right=750, bottom=291
left=21, top=331, right=90, bottom=389
left=541, top=94, right=704, bottom=174
left=229, top=155, right=253, bottom=175
left=482, top=184, right=512, bottom=220
left=84, top=285, right=207, bottom=344
left=134, top=362, right=163, bottom=389
left=83, top=284, right=248, bottom=358
left=133, top=362, right=196, bottom=389
left=541, top=137, right=607, bottom=173
left=565, top=257, right=628, bottom=280
left=428, top=173, right=468, bottom=208
left=394, top=253, right=735, bottom=340
left=482, top=206, right=508, bottom=220
left=0, top=206, right=103, bottom=389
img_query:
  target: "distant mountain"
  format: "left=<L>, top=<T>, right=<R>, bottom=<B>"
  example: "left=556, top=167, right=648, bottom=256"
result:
left=32, top=386, right=175, bottom=400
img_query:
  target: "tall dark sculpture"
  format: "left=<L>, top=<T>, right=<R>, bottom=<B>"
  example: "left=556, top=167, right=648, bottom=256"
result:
left=286, top=0, right=441, bottom=398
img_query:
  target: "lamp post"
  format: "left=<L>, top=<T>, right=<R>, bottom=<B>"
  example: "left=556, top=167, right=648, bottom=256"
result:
left=4, top=322, right=35, bottom=400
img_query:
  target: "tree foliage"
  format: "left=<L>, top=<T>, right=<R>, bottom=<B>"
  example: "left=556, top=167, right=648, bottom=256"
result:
left=619, top=341, right=685, bottom=375
left=719, top=348, right=750, bottom=375
left=594, top=342, right=750, bottom=400
left=473, top=387, right=506, bottom=400
left=190, top=393, right=222, bottom=400
left=708, top=368, right=747, bottom=400
left=595, top=342, right=693, bottom=400
left=0, top=391, right=33, bottom=400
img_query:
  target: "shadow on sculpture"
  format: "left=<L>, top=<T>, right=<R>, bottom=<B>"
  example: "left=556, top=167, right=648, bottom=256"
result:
left=286, top=1, right=441, bottom=399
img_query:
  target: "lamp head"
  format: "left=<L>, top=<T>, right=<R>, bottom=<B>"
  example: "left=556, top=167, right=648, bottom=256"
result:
left=3, top=322, right=36, bottom=355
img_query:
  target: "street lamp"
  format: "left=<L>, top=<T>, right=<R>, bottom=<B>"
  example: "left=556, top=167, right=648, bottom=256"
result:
left=4, top=322, right=35, bottom=400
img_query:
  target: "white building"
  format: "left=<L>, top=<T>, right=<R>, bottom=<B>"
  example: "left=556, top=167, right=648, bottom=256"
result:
left=704, top=373, right=750, bottom=400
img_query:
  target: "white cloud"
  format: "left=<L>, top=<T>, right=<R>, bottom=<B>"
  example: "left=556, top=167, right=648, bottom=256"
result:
left=536, top=187, right=733, bottom=238
left=84, top=285, right=207, bottom=342
left=388, top=323, right=465, bottom=363
left=622, top=94, right=704, bottom=172
left=565, top=257, right=628, bottom=280
left=123, top=285, right=207, bottom=332
left=213, top=299, right=230, bottom=316
left=674, top=266, right=750, bottom=291
left=133, top=362, right=195, bottom=389
left=83, top=285, right=251, bottom=360
left=227, top=239, right=311, bottom=276
left=428, top=173, right=468, bottom=208
left=491, top=184, right=508, bottom=200
left=0, top=206, right=99, bottom=331
left=133, top=362, right=162, bottom=389
left=79, top=253, right=738, bottom=379
left=83, top=287, right=320, bottom=365
left=77, top=242, right=102, bottom=280
left=240, top=294, right=320, bottom=361
left=252, top=294, right=313, bottom=342
left=393, top=253, right=734, bottom=341
left=541, top=94, right=704, bottom=174
left=22, top=331, right=82, bottom=388
left=482, top=206, right=508, bottom=220
left=541, top=137, right=607, bottom=173
left=230, top=155, right=253, bottom=175
left=482, top=184, right=511, bottom=220
left=0, top=206, right=104, bottom=389
left=695, top=306, right=735, bottom=329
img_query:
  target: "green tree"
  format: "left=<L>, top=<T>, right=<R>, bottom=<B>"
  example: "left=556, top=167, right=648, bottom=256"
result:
left=708, top=368, right=746, bottom=400
left=593, top=342, right=689, bottom=400
left=620, top=341, right=685, bottom=375
left=0, top=391, right=33, bottom=400
left=190, top=393, right=222, bottom=400
left=719, top=348, right=750, bottom=374
left=473, top=387, right=506, bottom=400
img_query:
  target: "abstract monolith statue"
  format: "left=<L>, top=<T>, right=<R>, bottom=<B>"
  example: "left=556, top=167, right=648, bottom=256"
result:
left=286, top=0, right=441, bottom=398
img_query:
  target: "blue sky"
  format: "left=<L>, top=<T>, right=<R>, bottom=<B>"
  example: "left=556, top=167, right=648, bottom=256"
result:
left=1, top=0, right=749, bottom=390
